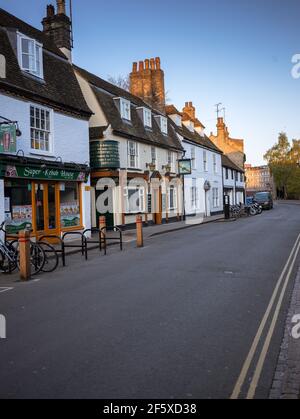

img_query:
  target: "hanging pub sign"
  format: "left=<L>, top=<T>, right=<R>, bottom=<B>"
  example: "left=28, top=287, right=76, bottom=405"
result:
left=0, top=123, right=17, bottom=153
left=178, top=159, right=192, bottom=175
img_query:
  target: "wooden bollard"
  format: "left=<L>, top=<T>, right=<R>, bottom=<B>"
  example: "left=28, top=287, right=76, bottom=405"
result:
left=99, top=216, right=107, bottom=250
left=136, top=215, right=144, bottom=248
left=19, top=230, right=31, bottom=281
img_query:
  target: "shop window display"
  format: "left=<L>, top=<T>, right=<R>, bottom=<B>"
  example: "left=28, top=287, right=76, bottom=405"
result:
left=60, top=182, right=81, bottom=228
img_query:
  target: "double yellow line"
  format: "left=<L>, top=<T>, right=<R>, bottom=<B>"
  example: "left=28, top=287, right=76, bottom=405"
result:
left=231, top=233, right=300, bottom=399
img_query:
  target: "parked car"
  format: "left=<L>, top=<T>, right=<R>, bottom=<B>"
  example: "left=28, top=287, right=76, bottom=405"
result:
left=254, top=192, right=273, bottom=210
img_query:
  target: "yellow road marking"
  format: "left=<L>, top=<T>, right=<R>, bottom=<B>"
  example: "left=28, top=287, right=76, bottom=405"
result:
left=230, top=233, right=300, bottom=399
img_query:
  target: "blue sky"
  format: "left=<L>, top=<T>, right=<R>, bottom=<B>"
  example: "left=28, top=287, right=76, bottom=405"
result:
left=1, top=0, right=300, bottom=164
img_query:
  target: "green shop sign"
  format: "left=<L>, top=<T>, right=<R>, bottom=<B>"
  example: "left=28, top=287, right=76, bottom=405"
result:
left=3, top=164, right=88, bottom=182
left=0, top=124, right=17, bottom=153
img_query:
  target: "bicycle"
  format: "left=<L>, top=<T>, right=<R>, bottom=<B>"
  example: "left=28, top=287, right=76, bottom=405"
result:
left=0, top=222, right=45, bottom=275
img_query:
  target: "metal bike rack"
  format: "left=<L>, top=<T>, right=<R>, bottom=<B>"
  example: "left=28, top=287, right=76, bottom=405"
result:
left=83, top=228, right=106, bottom=254
left=100, top=226, right=123, bottom=253
left=39, top=235, right=66, bottom=267
left=62, top=232, right=88, bottom=261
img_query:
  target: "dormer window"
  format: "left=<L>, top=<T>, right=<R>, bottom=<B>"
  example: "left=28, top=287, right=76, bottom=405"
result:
left=183, top=120, right=194, bottom=132
left=143, top=108, right=152, bottom=128
left=17, top=32, right=43, bottom=79
left=155, top=116, right=168, bottom=135
left=137, top=107, right=152, bottom=128
left=120, top=98, right=131, bottom=121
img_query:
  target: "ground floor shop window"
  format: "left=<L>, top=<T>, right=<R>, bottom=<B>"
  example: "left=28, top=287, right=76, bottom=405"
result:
left=60, top=182, right=81, bottom=228
left=4, top=180, right=33, bottom=233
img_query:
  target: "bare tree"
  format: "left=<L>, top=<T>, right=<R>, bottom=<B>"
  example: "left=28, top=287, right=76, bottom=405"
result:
left=107, top=74, right=130, bottom=91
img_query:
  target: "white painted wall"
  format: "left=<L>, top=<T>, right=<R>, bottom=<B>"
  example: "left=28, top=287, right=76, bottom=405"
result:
left=0, top=92, right=89, bottom=163
left=223, top=166, right=245, bottom=205
left=183, top=141, right=224, bottom=215
left=103, top=127, right=181, bottom=174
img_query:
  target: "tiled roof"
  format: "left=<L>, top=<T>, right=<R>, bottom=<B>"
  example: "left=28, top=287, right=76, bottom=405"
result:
left=165, top=105, right=181, bottom=116
left=222, top=154, right=244, bottom=172
left=74, top=65, right=184, bottom=151
left=171, top=120, right=222, bottom=153
left=0, top=8, right=92, bottom=118
left=89, top=126, right=107, bottom=139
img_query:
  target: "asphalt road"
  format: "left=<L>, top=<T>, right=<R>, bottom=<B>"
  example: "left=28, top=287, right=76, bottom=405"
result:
left=0, top=202, right=300, bottom=399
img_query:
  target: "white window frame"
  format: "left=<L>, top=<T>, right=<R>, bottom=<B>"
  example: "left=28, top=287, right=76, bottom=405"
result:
left=127, top=141, right=139, bottom=169
left=213, top=154, right=218, bottom=173
left=17, top=32, right=43, bottom=79
left=203, top=150, right=208, bottom=172
left=144, top=108, right=152, bottom=128
left=212, top=188, right=220, bottom=208
left=151, top=146, right=157, bottom=165
left=191, top=186, right=199, bottom=210
left=191, top=146, right=196, bottom=170
left=120, top=98, right=131, bottom=121
left=167, top=151, right=175, bottom=172
left=160, top=116, right=168, bottom=134
left=168, top=185, right=177, bottom=211
left=30, top=104, right=53, bottom=154
left=124, top=186, right=145, bottom=213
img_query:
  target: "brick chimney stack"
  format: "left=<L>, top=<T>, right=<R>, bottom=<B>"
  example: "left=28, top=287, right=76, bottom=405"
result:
left=217, top=117, right=226, bottom=136
left=183, top=102, right=196, bottom=119
left=42, top=1, right=72, bottom=62
left=130, top=57, right=166, bottom=114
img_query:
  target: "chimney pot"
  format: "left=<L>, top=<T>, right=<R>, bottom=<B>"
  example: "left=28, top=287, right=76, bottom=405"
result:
left=56, top=0, right=66, bottom=15
left=139, top=61, right=144, bottom=71
left=145, top=59, right=150, bottom=70
left=155, top=57, right=161, bottom=70
left=46, top=4, right=55, bottom=17
left=150, top=58, right=155, bottom=70
left=132, top=62, right=138, bottom=73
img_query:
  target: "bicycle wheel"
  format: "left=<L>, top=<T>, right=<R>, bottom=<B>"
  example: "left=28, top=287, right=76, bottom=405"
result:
left=0, top=249, right=8, bottom=273
left=0, top=242, right=18, bottom=273
left=38, top=242, right=59, bottom=273
left=30, top=243, right=46, bottom=275
left=15, top=242, right=45, bottom=275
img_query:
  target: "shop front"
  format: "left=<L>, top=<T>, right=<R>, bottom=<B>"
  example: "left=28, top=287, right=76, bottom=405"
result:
left=0, top=155, right=89, bottom=238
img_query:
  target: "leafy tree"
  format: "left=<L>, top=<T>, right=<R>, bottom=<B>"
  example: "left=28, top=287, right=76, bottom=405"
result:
left=264, top=132, right=300, bottom=200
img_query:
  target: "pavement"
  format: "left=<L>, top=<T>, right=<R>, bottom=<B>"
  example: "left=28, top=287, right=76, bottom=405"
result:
left=0, top=202, right=300, bottom=399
